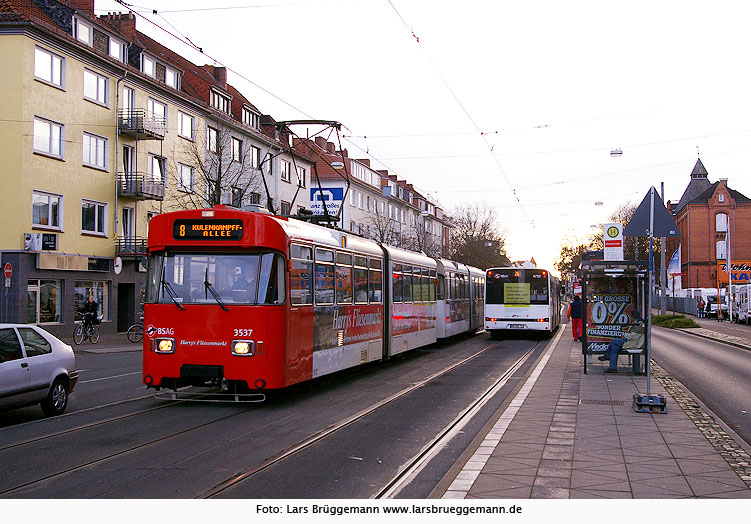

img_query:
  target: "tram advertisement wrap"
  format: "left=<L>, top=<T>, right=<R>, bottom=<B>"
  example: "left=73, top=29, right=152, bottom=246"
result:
left=392, top=303, right=437, bottom=336
left=585, top=294, right=635, bottom=353
left=313, top=304, right=383, bottom=352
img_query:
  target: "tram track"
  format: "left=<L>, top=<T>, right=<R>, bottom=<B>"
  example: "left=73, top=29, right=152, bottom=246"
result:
left=1, top=335, right=540, bottom=498
left=199, top=339, right=540, bottom=499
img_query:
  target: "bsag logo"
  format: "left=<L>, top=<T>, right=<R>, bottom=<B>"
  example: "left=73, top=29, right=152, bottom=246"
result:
left=146, top=325, right=174, bottom=338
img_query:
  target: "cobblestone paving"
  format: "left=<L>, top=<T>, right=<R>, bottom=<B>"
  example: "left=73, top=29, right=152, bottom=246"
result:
left=651, top=361, right=751, bottom=488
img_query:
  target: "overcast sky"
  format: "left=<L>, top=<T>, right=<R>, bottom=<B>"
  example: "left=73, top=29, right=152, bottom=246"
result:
left=95, top=0, right=751, bottom=272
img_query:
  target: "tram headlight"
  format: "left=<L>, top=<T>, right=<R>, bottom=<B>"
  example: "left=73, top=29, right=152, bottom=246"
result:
left=155, top=338, right=175, bottom=354
left=232, top=340, right=254, bottom=356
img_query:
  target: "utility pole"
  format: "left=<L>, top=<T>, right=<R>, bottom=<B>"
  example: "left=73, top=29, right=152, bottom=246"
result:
left=660, top=182, right=667, bottom=315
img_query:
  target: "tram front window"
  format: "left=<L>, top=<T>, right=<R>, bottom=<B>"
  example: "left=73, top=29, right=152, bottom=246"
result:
left=147, top=252, right=285, bottom=305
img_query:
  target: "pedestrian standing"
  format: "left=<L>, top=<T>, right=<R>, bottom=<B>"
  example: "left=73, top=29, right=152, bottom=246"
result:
left=696, top=296, right=705, bottom=318
left=567, top=294, right=583, bottom=342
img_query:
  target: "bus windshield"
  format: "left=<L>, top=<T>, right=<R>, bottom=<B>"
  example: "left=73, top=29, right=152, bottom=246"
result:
left=486, top=269, right=549, bottom=305
left=146, top=252, right=285, bottom=305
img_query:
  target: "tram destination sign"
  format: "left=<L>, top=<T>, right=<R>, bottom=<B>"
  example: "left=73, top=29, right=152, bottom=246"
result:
left=173, top=219, right=244, bottom=240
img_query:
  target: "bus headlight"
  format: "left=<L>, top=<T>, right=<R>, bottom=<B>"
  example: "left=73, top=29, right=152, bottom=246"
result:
left=155, top=338, right=175, bottom=354
left=232, top=340, right=254, bottom=356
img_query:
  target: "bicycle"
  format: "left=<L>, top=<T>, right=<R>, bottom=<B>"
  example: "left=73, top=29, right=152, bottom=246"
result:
left=126, top=321, right=144, bottom=343
left=74, top=317, right=100, bottom=345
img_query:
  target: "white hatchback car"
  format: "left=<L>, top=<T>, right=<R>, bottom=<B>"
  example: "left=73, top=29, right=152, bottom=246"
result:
left=0, top=324, right=79, bottom=416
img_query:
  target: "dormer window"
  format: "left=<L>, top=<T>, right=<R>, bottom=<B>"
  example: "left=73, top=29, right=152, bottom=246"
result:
left=164, top=67, right=179, bottom=89
left=141, top=55, right=155, bottom=77
left=74, top=18, right=92, bottom=45
left=211, top=90, right=231, bottom=114
left=109, top=36, right=126, bottom=63
left=242, top=106, right=260, bottom=129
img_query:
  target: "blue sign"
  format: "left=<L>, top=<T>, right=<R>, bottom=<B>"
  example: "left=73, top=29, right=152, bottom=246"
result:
left=310, top=187, right=344, bottom=216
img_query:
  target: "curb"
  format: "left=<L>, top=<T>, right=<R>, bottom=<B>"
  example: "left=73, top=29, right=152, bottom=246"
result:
left=675, top=327, right=751, bottom=352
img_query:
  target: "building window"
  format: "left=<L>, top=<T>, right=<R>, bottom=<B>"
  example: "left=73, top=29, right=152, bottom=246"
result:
left=32, top=191, right=62, bottom=229
left=242, top=106, right=260, bottom=128
left=178, top=163, right=194, bottom=192
left=27, top=279, right=63, bottom=324
left=165, top=67, right=179, bottom=89
left=297, top=166, right=306, bottom=188
left=141, top=55, right=155, bottom=77
left=249, top=192, right=261, bottom=205
left=232, top=187, right=243, bottom=207
left=148, top=98, right=167, bottom=124
left=210, top=90, right=230, bottom=113
left=74, top=18, right=92, bottom=45
left=82, top=132, right=107, bottom=169
left=109, top=37, right=125, bottom=63
left=232, top=137, right=242, bottom=162
left=34, top=47, right=63, bottom=87
left=716, top=240, right=727, bottom=260
left=74, top=281, right=109, bottom=322
left=149, top=154, right=167, bottom=183
left=207, top=126, right=218, bottom=153
left=716, top=213, right=728, bottom=232
left=250, top=146, right=261, bottom=168
left=281, top=160, right=291, bottom=182
left=81, top=200, right=107, bottom=235
left=33, top=117, right=63, bottom=158
left=83, top=69, right=108, bottom=105
left=177, top=111, right=194, bottom=139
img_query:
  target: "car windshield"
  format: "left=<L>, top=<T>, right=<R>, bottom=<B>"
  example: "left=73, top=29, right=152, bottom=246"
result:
left=146, top=252, right=285, bottom=305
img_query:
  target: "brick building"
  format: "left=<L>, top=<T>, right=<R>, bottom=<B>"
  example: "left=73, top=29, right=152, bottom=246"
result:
left=667, top=158, right=751, bottom=289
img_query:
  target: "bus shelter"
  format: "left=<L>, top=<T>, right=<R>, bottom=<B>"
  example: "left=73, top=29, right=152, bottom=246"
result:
left=581, top=261, right=649, bottom=375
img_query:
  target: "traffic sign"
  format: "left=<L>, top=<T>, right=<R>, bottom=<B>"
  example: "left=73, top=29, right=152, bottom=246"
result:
left=3, top=262, right=11, bottom=279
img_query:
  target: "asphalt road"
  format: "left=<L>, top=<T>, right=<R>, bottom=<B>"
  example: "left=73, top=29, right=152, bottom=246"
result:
left=651, top=326, right=751, bottom=447
left=0, top=333, right=548, bottom=498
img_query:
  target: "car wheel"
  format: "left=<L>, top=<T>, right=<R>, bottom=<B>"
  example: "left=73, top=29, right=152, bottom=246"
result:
left=41, top=378, right=69, bottom=416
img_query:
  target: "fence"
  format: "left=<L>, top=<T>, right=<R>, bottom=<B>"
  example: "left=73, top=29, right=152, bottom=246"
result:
left=652, top=294, right=699, bottom=316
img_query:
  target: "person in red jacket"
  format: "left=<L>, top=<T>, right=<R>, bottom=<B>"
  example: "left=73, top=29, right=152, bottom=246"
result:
left=567, top=294, right=583, bottom=341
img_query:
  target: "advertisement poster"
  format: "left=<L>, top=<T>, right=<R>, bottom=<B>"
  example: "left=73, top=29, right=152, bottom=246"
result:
left=314, top=304, right=383, bottom=352
left=716, top=260, right=751, bottom=284
left=585, top=293, right=638, bottom=354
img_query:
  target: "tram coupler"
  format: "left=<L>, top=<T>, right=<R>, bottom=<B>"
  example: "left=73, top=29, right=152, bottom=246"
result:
left=633, top=394, right=667, bottom=414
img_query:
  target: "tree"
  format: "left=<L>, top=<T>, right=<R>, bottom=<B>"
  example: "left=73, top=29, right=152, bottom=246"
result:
left=166, top=125, right=264, bottom=211
left=365, top=207, right=401, bottom=246
left=448, top=202, right=509, bottom=269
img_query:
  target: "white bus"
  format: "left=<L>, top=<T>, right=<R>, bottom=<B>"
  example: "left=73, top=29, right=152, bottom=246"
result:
left=484, top=267, right=561, bottom=338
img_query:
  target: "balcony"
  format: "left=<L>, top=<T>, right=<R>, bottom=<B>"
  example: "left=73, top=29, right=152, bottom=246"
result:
left=118, top=109, right=166, bottom=140
left=115, top=236, right=147, bottom=257
left=118, top=173, right=166, bottom=201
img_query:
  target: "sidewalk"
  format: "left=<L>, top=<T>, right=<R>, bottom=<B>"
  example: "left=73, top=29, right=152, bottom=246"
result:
left=437, top=322, right=751, bottom=499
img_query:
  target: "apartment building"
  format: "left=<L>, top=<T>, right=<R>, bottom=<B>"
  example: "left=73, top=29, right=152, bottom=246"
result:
left=0, top=0, right=311, bottom=337
left=296, top=137, right=452, bottom=257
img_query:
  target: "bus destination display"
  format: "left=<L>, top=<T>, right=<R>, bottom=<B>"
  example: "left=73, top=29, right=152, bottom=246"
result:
left=173, top=219, right=244, bottom=240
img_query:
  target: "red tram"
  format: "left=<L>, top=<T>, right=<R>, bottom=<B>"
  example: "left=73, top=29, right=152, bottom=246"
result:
left=142, top=206, right=484, bottom=398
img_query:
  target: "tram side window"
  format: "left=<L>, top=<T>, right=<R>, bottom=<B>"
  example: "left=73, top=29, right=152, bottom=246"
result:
left=412, top=267, right=423, bottom=302
left=436, top=274, right=445, bottom=301
left=315, top=248, right=335, bottom=305
left=290, top=244, right=313, bottom=305
left=369, top=257, right=382, bottom=303
left=428, top=269, right=436, bottom=302
left=336, top=252, right=353, bottom=304
left=393, top=263, right=403, bottom=303
left=403, top=265, right=412, bottom=302
left=354, top=255, right=368, bottom=303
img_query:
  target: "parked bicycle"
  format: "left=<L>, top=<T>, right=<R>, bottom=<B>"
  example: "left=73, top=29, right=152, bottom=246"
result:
left=73, top=315, right=101, bottom=345
left=126, top=321, right=144, bottom=343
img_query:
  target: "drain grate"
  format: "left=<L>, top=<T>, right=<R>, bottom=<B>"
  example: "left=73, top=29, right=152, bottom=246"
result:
left=579, top=399, right=626, bottom=406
